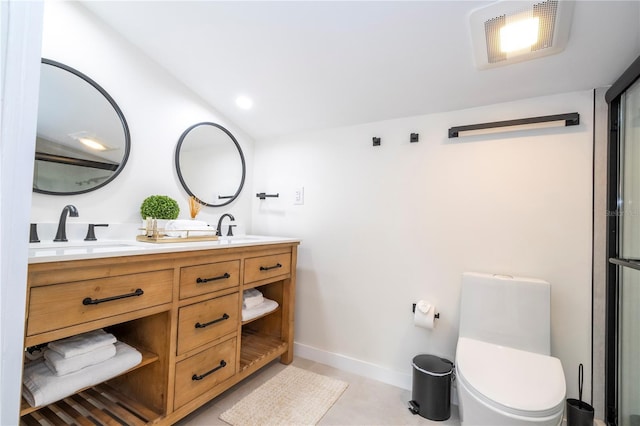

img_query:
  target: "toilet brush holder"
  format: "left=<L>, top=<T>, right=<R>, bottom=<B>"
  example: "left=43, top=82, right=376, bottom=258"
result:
left=566, top=398, right=594, bottom=426
left=566, top=364, right=594, bottom=426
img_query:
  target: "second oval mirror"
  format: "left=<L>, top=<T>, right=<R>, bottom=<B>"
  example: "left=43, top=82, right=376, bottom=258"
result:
left=175, top=122, right=246, bottom=207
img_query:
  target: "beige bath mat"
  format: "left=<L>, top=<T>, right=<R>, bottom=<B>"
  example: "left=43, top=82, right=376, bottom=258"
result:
left=219, top=365, right=348, bottom=425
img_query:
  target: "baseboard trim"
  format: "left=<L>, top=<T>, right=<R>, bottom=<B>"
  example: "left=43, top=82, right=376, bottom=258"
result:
left=294, top=341, right=414, bottom=390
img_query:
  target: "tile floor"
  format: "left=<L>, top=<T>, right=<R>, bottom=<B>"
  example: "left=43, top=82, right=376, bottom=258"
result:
left=176, top=357, right=460, bottom=426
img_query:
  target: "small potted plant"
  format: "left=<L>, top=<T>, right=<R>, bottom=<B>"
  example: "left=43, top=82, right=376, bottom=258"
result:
left=140, top=195, right=180, bottom=229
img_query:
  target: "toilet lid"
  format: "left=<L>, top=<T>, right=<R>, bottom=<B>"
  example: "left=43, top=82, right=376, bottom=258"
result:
left=456, top=337, right=566, bottom=416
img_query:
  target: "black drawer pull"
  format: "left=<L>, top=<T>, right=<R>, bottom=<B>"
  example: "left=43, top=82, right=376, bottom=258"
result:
left=196, top=273, right=230, bottom=283
left=195, top=313, right=229, bottom=329
left=192, top=360, right=227, bottom=381
left=259, top=263, right=282, bottom=271
left=82, top=288, right=144, bottom=305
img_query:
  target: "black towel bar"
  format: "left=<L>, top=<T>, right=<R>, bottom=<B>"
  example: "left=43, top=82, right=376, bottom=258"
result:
left=256, top=192, right=279, bottom=200
left=448, top=112, right=580, bottom=138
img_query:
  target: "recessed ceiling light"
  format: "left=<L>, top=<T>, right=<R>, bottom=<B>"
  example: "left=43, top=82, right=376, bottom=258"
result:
left=78, top=137, right=107, bottom=151
left=235, top=96, right=253, bottom=110
left=469, top=0, right=575, bottom=69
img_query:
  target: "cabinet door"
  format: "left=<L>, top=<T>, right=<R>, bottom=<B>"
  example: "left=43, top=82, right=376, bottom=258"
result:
left=177, top=292, right=239, bottom=355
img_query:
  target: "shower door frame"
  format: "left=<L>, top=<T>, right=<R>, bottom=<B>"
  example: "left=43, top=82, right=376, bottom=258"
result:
left=605, top=54, right=640, bottom=426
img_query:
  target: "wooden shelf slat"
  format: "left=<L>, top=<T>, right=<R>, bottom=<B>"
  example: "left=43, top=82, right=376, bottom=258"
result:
left=19, top=413, right=42, bottom=426
left=84, top=387, right=147, bottom=426
left=20, top=383, right=163, bottom=426
left=52, top=400, right=95, bottom=426
left=97, top=382, right=162, bottom=422
left=68, top=394, right=121, bottom=426
left=240, top=329, right=287, bottom=371
left=37, top=406, right=68, bottom=426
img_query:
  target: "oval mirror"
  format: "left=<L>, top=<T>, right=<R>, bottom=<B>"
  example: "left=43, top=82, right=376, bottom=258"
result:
left=34, top=59, right=130, bottom=195
left=175, top=122, right=246, bottom=207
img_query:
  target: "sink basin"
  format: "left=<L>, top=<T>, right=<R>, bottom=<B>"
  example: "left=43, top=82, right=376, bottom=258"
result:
left=29, top=241, right=144, bottom=258
left=217, top=236, right=261, bottom=244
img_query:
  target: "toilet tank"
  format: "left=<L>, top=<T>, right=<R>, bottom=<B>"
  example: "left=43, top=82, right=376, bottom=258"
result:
left=459, top=272, right=551, bottom=355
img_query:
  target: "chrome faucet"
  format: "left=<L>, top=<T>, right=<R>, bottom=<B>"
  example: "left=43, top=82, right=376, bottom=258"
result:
left=54, top=205, right=79, bottom=242
left=216, top=213, right=235, bottom=236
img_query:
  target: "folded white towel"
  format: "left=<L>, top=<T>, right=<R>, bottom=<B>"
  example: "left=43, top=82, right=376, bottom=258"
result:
left=242, top=298, right=279, bottom=322
left=48, top=329, right=116, bottom=359
left=243, top=288, right=264, bottom=309
left=164, top=220, right=216, bottom=237
left=22, top=341, right=142, bottom=408
left=44, top=344, right=116, bottom=376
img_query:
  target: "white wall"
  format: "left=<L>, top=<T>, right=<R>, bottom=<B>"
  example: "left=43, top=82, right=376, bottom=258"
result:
left=252, top=90, right=595, bottom=402
left=32, top=2, right=253, bottom=237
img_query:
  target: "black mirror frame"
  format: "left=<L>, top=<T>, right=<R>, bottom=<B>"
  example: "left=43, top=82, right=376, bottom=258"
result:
left=175, top=122, right=246, bottom=207
left=34, top=58, right=131, bottom=195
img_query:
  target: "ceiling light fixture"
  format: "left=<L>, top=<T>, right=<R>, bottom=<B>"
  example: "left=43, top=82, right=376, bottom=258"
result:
left=235, top=95, right=253, bottom=110
left=470, top=0, right=574, bottom=69
left=78, top=137, right=107, bottom=151
left=500, top=16, right=539, bottom=53
left=69, top=131, right=111, bottom=151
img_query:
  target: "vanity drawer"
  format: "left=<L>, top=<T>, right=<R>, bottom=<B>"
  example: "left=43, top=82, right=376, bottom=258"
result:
left=27, top=270, right=173, bottom=336
left=180, top=260, right=240, bottom=300
left=174, top=337, right=237, bottom=409
left=244, top=253, right=292, bottom=284
left=177, top=292, right=239, bottom=355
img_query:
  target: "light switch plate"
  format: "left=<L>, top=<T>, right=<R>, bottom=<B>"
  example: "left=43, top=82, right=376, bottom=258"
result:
left=294, top=187, right=304, bottom=205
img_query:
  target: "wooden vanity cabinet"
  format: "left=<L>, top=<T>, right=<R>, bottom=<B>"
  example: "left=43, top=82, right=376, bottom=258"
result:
left=21, top=241, right=298, bottom=426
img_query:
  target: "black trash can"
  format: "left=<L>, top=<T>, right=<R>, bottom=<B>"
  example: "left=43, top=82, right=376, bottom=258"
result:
left=408, top=354, right=454, bottom=421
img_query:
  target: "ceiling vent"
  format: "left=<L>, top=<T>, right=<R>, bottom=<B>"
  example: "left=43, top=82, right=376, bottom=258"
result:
left=469, top=0, right=575, bottom=69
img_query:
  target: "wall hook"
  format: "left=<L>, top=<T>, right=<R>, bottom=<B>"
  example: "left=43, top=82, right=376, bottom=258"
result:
left=372, top=137, right=381, bottom=146
left=410, top=133, right=419, bottom=143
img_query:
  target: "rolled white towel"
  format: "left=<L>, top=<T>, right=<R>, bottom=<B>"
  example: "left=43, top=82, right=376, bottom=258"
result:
left=164, top=220, right=216, bottom=237
left=22, top=341, right=142, bottom=408
left=166, top=219, right=208, bottom=229
left=48, top=329, right=116, bottom=359
left=243, top=288, right=264, bottom=309
left=44, top=343, right=116, bottom=376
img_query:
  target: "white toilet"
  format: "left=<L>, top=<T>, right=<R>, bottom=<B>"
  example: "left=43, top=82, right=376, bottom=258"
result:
left=455, top=272, right=566, bottom=426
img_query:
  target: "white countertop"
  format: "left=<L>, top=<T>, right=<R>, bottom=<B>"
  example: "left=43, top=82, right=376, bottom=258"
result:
left=28, top=235, right=300, bottom=264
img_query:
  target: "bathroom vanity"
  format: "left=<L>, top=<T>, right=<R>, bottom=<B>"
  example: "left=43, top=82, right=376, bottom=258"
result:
left=21, top=236, right=299, bottom=425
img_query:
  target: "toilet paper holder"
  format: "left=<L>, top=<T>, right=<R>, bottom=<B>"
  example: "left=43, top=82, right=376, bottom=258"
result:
left=412, top=303, right=440, bottom=319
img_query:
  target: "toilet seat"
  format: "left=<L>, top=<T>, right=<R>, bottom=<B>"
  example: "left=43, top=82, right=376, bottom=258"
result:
left=456, top=337, right=565, bottom=418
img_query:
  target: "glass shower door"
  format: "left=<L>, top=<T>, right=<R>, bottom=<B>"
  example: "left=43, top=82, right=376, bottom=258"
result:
left=615, top=77, right=640, bottom=426
left=618, top=268, right=640, bottom=426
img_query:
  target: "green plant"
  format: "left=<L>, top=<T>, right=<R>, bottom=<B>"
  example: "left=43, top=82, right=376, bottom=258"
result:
left=140, top=195, right=180, bottom=220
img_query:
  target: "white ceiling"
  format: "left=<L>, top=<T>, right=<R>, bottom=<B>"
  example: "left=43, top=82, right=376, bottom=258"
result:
left=80, top=1, right=640, bottom=140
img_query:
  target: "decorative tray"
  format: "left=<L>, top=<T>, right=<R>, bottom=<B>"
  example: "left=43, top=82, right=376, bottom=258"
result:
left=136, top=230, right=219, bottom=244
